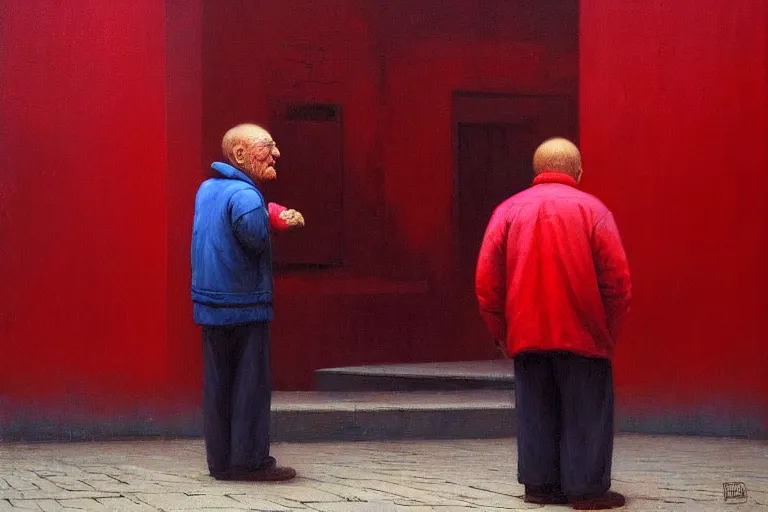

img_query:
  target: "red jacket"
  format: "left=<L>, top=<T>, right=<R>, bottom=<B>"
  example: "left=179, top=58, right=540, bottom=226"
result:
left=475, top=172, right=631, bottom=360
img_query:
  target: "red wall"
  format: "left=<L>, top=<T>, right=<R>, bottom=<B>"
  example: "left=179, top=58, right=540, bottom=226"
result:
left=581, top=0, right=768, bottom=435
left=0, top=0, right=187, bottom=423
left=2, top=0, right=764, bottom=437
left=166, top=0, right=204, bottom=402
left=202, top=0, right=579, bottom=390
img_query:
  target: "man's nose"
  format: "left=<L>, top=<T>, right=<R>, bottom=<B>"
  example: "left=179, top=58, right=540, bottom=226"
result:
left=272, top=146, right=280, bottom=159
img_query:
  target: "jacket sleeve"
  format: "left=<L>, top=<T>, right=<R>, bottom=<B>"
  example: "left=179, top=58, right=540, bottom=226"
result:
left=268, top=202, right=291, bottom=232
left=593, top=212, right=632, bottom=341
left=230, top=189, right=269, bottom=252
left=475, top=209, right=508, bottom=343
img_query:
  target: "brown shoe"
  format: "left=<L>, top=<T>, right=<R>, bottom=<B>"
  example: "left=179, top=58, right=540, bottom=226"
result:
left=571, top=491, right=626, bottom=510
left=230, top=465, right=297, bottom=482
left=524, top=485, right=568, bottom=505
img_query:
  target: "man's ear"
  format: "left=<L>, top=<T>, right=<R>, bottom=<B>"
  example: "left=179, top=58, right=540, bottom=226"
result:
left=233, top=144, right=247, bottom=165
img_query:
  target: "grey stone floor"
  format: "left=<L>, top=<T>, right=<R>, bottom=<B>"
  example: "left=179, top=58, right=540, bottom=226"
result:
left=0, top=435, right=765, bottom=511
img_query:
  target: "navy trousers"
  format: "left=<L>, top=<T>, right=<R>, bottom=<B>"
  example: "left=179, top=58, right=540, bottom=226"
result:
left=202, top=322, right=272, bottom=474
left=514, top=351, right=614, bottom=498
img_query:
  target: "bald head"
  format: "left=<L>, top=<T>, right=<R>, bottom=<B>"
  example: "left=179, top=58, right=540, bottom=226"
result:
left=222, top=123, right=270, bottom=164
left=532, top=138, right=582, bottom=181
left=221, top=123, right=280, bottom=183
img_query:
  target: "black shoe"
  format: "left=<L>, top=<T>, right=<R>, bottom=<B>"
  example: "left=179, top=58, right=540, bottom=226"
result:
left=258, top=456, right=277, bottom=470
left=571, top=491, right=626, bottom=510
left=209, top=456, right=277, bottom=481
left=524, top=484, right=568, bottom=505
left=209, top=470, right=231, bottom=481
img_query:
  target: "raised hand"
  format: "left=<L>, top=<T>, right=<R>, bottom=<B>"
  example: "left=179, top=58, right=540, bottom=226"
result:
left=279, top=209, right=305, bottom=228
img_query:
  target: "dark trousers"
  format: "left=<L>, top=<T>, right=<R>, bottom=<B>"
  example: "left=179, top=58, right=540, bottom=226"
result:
left=514, top=351, right=614, bottom=498
left=202, top=322, right=272, bottom=474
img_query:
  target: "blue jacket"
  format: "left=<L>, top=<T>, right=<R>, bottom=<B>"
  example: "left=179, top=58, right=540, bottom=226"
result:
left=191, top=162, right=273, bottom=325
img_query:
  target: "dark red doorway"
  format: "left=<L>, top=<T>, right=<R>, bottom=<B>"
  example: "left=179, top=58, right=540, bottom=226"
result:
left=456, top=122, right=538, bottom=273
left=453, top=92, right=578, bottom=277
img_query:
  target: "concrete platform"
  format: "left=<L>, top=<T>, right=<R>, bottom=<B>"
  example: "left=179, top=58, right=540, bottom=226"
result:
left=271, top=390, right=515, bottom=442
left=281, top=360, right=517, bottom=441
left=315, top=360, right=515, bottom=392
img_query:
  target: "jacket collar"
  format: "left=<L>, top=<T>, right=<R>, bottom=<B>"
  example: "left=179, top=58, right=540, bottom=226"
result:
left=533, top=171, right=578, bottom=187
left=211, top=161, right=257, bottom=188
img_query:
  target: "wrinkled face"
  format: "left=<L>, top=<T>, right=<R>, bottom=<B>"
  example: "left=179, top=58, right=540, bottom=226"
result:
left=234, top=132, right=281, bottom=182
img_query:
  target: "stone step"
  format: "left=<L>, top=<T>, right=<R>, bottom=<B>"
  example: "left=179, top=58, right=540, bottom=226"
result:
left=314, top=360, right=515, bottom=392
left=271, top=390, right=515, bottom=442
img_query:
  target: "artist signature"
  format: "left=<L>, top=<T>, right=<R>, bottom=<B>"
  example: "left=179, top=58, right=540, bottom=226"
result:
left=723, top=482, right=748, bottom=504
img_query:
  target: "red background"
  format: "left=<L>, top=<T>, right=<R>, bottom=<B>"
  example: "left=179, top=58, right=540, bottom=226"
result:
left=1, top=0, right=766, bottom=436
left=581, top=0, right=768, bottom=434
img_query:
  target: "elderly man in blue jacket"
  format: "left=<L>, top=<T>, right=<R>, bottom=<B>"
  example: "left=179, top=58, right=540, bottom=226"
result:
left=191, top=123, right=302, bottom=481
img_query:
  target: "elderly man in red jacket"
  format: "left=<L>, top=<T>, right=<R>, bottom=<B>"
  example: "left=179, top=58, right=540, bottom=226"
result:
left=476, top=138, right=632, bottom=510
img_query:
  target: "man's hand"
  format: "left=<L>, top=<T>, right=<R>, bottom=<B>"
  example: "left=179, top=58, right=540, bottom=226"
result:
left=279, top=209, right=305, bottom=228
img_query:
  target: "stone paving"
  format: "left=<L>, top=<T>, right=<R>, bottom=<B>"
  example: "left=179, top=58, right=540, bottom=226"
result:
left=0, top=435, right=765, bottom=511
